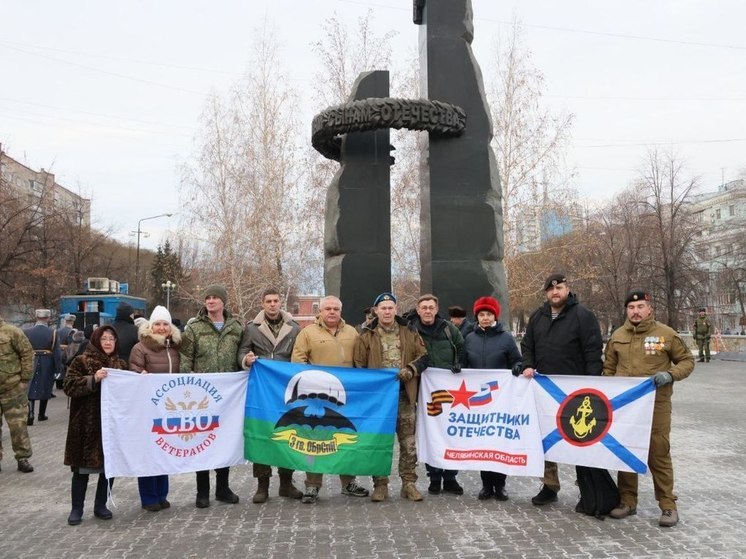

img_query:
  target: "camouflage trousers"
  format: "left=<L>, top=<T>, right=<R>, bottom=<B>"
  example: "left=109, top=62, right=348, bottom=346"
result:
left=0, top=384, right=32, bottom=462
left=373, top=392, right=418, bottom=486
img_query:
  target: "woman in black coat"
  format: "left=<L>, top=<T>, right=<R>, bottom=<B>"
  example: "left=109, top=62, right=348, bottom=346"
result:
left=63, top=325, right=127, bottom=526
left=463, top=296, right=522, bottom=501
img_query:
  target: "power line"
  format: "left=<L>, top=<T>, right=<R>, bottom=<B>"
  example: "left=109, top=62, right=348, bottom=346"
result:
left=0, top=108, right=192, bottom=138
left=339, top=0, right=746, bottom=51
left=548, top=94, right=746, bottom=102
left=575, top=138, right=746, bottom=149
left=0, top=97, right=195, bottom=132
left=2, top=43, right=208, bottom=96
left=0, top=39, right=244, bottom=76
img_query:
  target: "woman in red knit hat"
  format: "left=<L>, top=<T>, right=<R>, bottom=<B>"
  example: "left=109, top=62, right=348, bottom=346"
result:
left=463, top=296, right=522, bottom=501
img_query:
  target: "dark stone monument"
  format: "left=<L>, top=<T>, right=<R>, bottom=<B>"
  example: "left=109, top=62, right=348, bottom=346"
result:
left=416, top=0, right=509, bottom=322
left=311, top=0, right=508, bottom=325
left=320, top=71, right=392, bottom=322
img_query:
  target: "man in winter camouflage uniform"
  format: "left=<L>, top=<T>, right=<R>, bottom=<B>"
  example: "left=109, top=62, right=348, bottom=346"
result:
left=0, top=315, right=35, bottom=473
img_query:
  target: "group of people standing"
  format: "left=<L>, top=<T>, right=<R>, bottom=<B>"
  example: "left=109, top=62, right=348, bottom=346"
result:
left=0, top=274, right=694, bottom=529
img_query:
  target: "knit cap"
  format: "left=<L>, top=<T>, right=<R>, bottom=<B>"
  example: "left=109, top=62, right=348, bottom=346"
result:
left=149, top=305, right=172, bottom=324
left=204, top=284, right=228, bottom=304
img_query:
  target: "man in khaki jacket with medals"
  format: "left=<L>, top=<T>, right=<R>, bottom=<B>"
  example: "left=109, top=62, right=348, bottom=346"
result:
left=603, top=290, right=694, bottom=527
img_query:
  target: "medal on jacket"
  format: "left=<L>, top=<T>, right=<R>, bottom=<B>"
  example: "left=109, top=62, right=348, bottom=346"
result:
left=644, top=336, right=665, bottom=355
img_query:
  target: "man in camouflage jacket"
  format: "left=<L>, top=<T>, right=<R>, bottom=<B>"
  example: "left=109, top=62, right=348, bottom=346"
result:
left=353, top=292, right=429, bottom=503
left=0, top=316, right=35, bottom=473
left=180, top=285, right=243, bottom=508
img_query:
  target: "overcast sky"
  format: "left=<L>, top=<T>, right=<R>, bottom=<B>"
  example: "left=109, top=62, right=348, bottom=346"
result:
left=2, top=0, right=745, bottom=249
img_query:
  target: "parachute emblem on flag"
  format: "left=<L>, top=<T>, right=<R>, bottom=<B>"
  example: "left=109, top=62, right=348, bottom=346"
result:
left=272, top=370, right=358, bottom=457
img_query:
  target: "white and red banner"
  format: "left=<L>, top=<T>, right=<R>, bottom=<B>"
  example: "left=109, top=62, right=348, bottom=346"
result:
left=417, top=369, right=656, bottom=475
left=417, top=368, right=545, bottom=476
left=101, top=369, right=249, bottom=478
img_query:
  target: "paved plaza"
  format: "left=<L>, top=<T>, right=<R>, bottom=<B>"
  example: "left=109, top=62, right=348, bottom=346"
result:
left=1, top=358, right=744, bottom=559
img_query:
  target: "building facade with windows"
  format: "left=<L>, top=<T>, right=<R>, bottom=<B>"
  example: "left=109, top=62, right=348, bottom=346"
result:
left=0, top=144, right=91, bottom=225
left=689, top=179, right=746, bottom=333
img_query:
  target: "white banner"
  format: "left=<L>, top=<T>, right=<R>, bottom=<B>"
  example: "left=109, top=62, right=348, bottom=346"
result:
left=533, top=374, right=656, bottom=474
left=416, top=369, right=656, bottom=475
left=417, top=368, right=545, bottom=476
left=101, top=369, right=249, bottom=478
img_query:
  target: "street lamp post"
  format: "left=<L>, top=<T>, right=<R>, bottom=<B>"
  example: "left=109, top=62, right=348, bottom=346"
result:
left=162, top=280, right=176, bottom=310
left=134, top=213, right=173, bottom=295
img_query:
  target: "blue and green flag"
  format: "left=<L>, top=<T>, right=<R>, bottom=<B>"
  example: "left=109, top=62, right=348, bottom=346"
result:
left=244, top=360, right=398, bottom=476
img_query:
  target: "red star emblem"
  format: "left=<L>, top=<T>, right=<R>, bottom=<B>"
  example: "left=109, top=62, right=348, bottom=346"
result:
left=448, top=380, right=478, bottom=409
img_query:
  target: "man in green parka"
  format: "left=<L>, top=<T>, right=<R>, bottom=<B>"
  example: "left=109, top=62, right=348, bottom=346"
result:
left=180, top=284, right=243, bottom=508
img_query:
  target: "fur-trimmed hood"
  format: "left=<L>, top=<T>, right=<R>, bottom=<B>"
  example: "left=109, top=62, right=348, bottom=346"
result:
left=137, top=321, right=182, bottom=351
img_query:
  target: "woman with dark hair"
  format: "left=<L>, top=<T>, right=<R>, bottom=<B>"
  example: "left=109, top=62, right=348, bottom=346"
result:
left=463, top=296, right=522, bottom=501
left=63, top=325, right=127, bottom=525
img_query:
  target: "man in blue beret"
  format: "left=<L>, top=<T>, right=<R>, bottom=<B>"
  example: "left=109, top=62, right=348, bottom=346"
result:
left=354, top=292, right=429, bottom=502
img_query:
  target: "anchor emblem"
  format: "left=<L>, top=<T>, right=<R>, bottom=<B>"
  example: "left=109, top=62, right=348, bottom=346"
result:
left=569, top=396, right=597, bottom=439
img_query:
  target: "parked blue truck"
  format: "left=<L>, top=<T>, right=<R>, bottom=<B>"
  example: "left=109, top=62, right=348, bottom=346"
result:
left=59, top=277, right=147, bottom=329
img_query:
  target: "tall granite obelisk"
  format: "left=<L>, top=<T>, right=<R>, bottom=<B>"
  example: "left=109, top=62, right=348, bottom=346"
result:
left=417, top=0, right=509, bottom=323
left=324, top=71, right=392, bottom=320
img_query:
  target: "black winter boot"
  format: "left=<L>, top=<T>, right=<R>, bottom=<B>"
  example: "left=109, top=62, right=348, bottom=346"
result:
left=195, top=470, right=210, bottom=508
left=38, top=400, right=48, bottom=421
left=68, top=473, right=88, bottom=526
left=93, top=475, right=113, bottom=519
left=215, top=467, right=239, bottom=504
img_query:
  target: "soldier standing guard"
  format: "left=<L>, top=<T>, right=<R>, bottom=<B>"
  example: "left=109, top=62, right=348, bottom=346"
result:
left=693, top=307, right=712, bottom=363
left=24, top=309, right=62, bottom=425
left=0, top=314, right=35, bottom=473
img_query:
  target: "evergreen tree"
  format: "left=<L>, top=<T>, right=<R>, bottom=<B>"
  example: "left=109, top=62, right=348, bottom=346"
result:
left=150, top=240, right=185, bottom=310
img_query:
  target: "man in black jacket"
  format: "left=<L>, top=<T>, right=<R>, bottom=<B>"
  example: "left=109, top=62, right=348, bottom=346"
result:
left=519, top=274, right=603, bottom=507
left=112, top=302, right=138, bottom=365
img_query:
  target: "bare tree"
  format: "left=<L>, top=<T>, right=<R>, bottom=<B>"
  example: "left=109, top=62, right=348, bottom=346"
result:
left=634, top=149, right=701, bottom=329
left=311, top=11, right=418, bottom=301
left=487, top=19, right=574, bottom=259
left=484, top=19, right=576, bottom=327
left=311, top=10, right=396, bottom=107
left=179, top=22, right=305, bottom=321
